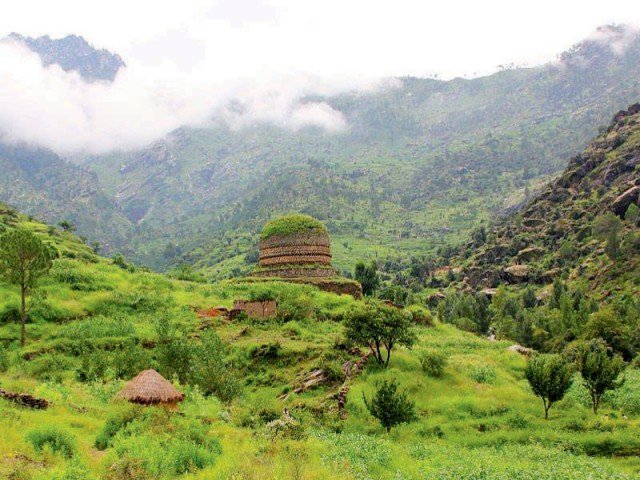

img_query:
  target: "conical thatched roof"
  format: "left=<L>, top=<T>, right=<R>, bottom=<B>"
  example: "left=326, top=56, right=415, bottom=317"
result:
left=118, top=369, right=184, bottom=405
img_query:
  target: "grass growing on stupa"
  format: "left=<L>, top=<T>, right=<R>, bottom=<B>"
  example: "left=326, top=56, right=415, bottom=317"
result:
left=260, top=214, right=328, bottom=240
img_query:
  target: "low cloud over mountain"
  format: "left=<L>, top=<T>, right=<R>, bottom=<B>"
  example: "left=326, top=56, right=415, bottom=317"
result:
left=0, top=34, right=389, bottom=156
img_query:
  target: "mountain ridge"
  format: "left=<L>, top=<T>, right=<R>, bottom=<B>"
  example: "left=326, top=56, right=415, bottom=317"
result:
left=6, top=32, right=125, bottom=81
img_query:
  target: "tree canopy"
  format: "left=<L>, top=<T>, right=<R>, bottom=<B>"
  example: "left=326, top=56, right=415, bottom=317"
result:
left=344, top=300, right=416, bottom=366
left=524, top=354, right=573, bottom=419
left=0, top=229, right=54, bottom=345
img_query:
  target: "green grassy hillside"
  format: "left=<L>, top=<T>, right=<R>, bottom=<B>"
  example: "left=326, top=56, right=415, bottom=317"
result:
left=1, top=204, right=640, bottom=479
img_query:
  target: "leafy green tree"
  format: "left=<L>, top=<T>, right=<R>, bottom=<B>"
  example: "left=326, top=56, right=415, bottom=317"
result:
left=574, top=339, right=625, bottom=414
left=363, top=379, right=416, bottom=432
left=57, top=220, right=76, bottom=232
left=583, top=307, right=633, bottom=360
left=594, top=213, right=622, bottom=261
left=524, top=354, right=573, bottom=419
left=354, top=260, right=380, bottom=296
left=625, top=203, right=639, bottom=226
left=522, top=287, right=538, bottom=309
left=344, top=301, right=416, bottom=366
left=0, top=229, right=53, bottom=346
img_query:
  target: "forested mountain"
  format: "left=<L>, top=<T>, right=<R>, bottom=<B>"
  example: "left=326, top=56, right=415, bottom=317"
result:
left=0, top=144, right=132, bottom=249
left=3, top=26, right=640, bottom=278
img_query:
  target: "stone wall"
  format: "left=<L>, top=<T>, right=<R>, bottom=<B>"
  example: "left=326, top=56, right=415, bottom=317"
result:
left=252, top=266, right=338, bottom=278
left=233, top=300, right=277, bottom=319
left=259, top=245, right=331, bottom=266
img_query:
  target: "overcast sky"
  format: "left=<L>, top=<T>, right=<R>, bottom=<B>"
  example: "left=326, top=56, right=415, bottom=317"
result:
left=2, top=0, right=640, bottom=79
left=1, top=0, right=640, bottom=156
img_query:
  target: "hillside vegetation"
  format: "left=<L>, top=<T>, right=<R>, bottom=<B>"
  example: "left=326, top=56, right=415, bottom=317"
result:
left=1, top=204, right=640, bottom=479
left=3, top=26, right=640, bottom=279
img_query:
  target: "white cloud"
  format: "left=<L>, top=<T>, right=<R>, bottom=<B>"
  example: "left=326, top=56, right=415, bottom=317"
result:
left=0, top=40, right=387, bottom=155
left=1, top=0, right=640, bottom=155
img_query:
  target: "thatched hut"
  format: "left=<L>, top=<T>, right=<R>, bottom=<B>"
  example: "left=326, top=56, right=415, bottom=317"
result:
left=118, top=369, right=184, bottom=406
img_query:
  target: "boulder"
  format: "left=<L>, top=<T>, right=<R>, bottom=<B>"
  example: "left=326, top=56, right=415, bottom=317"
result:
left=541, top=268, right=562, bottom=283
left=522, top=218, right=546, bottom=228
left=516, top=246, right=544, bottom=262
left=508, top=345, right=534, bottom=356
left=480, top=288, right=498, bottom=297
left=610, top=186, right=640, bottom=216
left=503, top=264, right=531, bottom=283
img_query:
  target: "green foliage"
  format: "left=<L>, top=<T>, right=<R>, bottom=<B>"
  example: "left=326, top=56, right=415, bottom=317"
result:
left=469, top=364, right=497, bottom=384
left=419, top=350, right=447, bottom=377
left=439, top=291, right=490, bottom=334
left=594, top=212, right=623, bottom=261
left=363, top=378, right=417, bottom=432
left=112, top=436, right=219, bottom=477
left=354, top=260, right=380, bottom=296
left=27, top=426, right=76, bottom=458
left=111, top=253, right=134, bottom=272
left=189, top=330, right=242, bottom=402
left=344, top=300, right=416, bottom=366
left=525, top=354, right=574, bottom=419
left=0, top=228, right=54, bottom=345
left=314, top=431, right=392, bottom=477
left=624, top=202, right=639, bottom=225
left=95, top=407, right=140, bottom=450
left=583, top=307, right=633, bottom=360
left=155, top=317, right=241, bottom=402
left=574, top=339, right=626, bottom=414
left=260, top=214, right=327, bottom=240
left=0, top=343, right=9, bottom=372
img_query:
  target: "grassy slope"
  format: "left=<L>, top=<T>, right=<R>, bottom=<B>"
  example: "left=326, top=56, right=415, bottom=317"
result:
left=1, top=206, right=640, bottom=479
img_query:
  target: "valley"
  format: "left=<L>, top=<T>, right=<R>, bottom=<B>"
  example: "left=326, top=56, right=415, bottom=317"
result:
left=0, top=18, right=640, bottom=480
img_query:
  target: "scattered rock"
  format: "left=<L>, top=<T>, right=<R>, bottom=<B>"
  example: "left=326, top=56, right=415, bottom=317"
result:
left=508, top=345, right=534, bottom=356
left=503, top=264, right=531, bottom=283
left=516, top=246, right=544, bottom=262
left=610, top=186, right=640, bottom=216
left=480, top=288, right=498, bottom=297
left=522, top=218, right=546, bottom=228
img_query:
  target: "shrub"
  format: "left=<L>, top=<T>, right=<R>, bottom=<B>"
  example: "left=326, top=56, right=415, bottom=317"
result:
left=251, top=342, right=282, bottom=360
left=454, top=317, right=477, bottom=333
left=607, top=369, right=640, bottom=415
left=265, top=414, right=306, bottom=440
left=27, top=426, right=76, bottom=458
left=0, top=344, right=9, bottom=372
left=420, top=350, right=447, bottom=377
left=26, top=353, right=75, bottom=382
left=189, top=331, right=242, bottom=402
left=469, top=364, right=496, bottom=384
left=95, top=407, right=141, bottom=450
left=59, top=315, right=135, bottom=339
left=112, top=435, right=219, bottom=477
left=363, top=378, right=417, bottom=432
left=281, top=320, right=302, bottom=337
left=0, top=304, right=20, bottom=324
